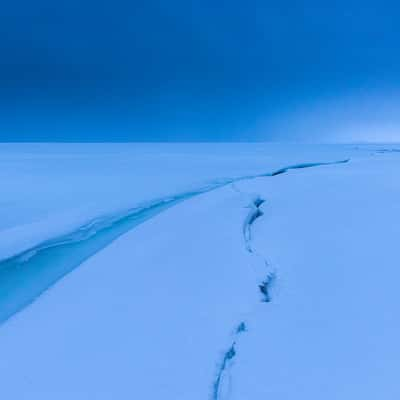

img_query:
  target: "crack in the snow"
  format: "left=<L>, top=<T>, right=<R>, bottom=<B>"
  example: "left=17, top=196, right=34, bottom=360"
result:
left=212, top=343, right=236, bottom=400
left=259, top=271, right=276, bottom=303
left=236, top=322, right=247, bottom=334
left=212, top=321, right=248, bottom=400
left=375, top=148, right=400, bottom=154
left=0, top=158, right=349, bottom=325
left=243, top=196, right=265, bottom=254
left=211, top=194, right=275, bottom=400
left=242, top=195, right=276, bottom=302
left=211, top=158, right=350, bottom=400
left=268, top=160, right=349, bottom=177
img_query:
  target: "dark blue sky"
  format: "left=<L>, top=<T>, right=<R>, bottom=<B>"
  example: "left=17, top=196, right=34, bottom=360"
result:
left=1, top=0, right=400, bottom=141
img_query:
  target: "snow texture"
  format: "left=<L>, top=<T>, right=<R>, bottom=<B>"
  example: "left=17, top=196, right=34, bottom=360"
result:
left=0, top=143, right=399, bottom=399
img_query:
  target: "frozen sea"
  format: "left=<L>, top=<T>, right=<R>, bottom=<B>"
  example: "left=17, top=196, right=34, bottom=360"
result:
left=0, top=143, right=398, bottom=399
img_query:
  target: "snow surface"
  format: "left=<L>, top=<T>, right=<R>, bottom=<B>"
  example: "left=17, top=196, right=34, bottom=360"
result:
left=0, top=143, right=354, bottom=260
left=0, top=143, right=399, bottom=399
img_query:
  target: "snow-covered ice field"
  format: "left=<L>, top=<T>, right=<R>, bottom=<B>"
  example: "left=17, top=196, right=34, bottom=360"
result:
left=0, top=143, right=399, bottom=399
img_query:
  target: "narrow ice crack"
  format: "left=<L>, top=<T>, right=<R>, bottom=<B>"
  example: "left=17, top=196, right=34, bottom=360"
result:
left=268, top=160, right=349, bottom=177
left=211, top=158, right=349, bottom=400
left=243, top=196, right=276, bottom=303
left=375, top=148, right=400, bottom=154
left=259, top=271, right=276, bottom=303
left=242, top=195, right=275, bottom=302
left=212, top=321, right=247, bottom=400
left=212, top=343, right=236, bottom=400
left=243, top=196, right=265, bottom=254
left=0, top=158, right=349, bottom=325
